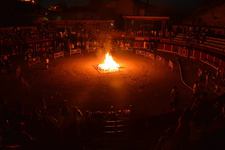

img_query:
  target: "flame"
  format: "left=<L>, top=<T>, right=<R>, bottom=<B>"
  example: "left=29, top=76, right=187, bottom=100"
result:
left=98, top=52, right=120, bottom=72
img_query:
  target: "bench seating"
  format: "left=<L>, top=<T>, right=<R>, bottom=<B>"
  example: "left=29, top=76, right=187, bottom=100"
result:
left=53, top=51, right=64, bottom=59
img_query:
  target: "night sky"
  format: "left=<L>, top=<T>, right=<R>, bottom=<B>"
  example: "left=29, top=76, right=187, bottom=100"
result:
left=39, top=0, right=203, bottom=9
left=0, top=0, right=209, bottom=26
left=39, top=0, right=90, bottom=7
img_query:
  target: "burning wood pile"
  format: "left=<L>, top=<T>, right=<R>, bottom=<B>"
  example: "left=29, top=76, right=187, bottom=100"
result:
left=97, top=52, right=120, bottom=72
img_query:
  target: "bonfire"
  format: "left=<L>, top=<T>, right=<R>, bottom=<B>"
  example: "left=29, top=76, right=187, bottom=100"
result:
left=98, top=52, right=120, bottom=72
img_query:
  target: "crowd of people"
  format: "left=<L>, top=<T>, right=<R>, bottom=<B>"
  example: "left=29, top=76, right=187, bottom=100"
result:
left=0, top=22, right=118, bottom=71
left=0, top=23, right=224, bottom=70
left=155, top=89, right=225, bottom=150
left=0, top=22, right=225, bottom=149
left=0, top=88, right=132, bottom=149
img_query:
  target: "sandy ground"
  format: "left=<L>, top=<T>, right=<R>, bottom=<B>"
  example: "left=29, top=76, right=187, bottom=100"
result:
left=0, top=51, right=192, bottom=117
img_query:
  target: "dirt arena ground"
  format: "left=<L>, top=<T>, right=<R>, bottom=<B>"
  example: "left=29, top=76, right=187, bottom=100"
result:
left=0, top=51, right=193, bottom=117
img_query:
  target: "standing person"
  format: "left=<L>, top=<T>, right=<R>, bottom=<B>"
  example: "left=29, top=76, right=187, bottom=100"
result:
left=16, top=65, right=22, bottom=79
left=3, top=54, right=9, bottom=69
left=197, top=68, right=203, bottom=79
left=193, top=82, right=198, bottom=96
left=170, top=86, right=179, bottom=112
left=168, top=60, right=174, bottom=71
left=45, top=58, right=49, bottom=69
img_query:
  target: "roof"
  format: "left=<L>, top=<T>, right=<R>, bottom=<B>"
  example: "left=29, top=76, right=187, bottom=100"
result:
left=123, top=16, right=170, bottom=21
